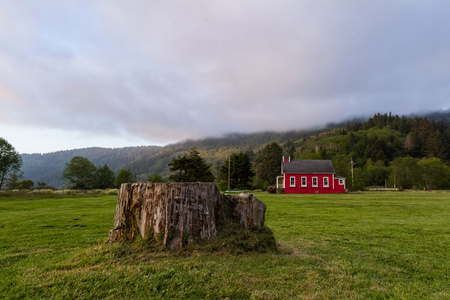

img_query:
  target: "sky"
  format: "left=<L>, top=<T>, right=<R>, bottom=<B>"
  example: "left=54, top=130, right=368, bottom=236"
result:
left=1, top=1, right=449, bottom=154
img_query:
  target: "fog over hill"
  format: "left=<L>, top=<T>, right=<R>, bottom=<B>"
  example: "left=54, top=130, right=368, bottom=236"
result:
left=20, top=110, right=450, bottom=188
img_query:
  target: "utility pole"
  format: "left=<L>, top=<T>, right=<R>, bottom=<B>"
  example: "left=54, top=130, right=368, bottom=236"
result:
left=349, top=157, right=356, bottom=187
left=228, top=155, right=230, bottom=190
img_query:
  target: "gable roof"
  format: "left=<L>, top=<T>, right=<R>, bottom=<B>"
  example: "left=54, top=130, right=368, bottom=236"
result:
left=283, top=159, right=335, bottom=174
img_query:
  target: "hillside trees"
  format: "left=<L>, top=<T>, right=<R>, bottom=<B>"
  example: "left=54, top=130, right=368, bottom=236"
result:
left=284, top=140, right=296, bottom=159
left=418, top=157, right=450, bottom=190
left=219, top=152, right=254, bottom=190
left=365, top=159, right=389, bottom=186
left=389, top=157, right=449, bottom=190
left=297, top=113, right=450, bottom=189
left=19, top=111, right=450, bottom=190
left=0, top=138, right=23, bottom=189
left=168, top=148, right=214, bottom=182
left=253, top=142, right=283, bottom=189
left=389, top=157, right=420, bottom=189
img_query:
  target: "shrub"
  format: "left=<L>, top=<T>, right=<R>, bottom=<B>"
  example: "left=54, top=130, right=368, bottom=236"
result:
left=266, top=186, right=276, bottom=194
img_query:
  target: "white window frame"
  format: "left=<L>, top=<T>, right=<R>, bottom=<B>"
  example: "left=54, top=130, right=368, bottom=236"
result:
left=290, top=176, right=295, bottom=187
left=301, top=176, right=307, bottom=187
left=312, top=177, right=318, bottom=187
left=339, top=179, right=344, bottom=185
left=323, top=177, right=329, bottom=187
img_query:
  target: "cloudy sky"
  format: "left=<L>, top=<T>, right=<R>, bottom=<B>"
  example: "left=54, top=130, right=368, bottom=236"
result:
left=1, top=1, right=449, bottom=154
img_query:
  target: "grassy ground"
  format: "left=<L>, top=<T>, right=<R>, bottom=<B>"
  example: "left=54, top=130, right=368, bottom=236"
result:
left=0, top=191, right=448, bottom=299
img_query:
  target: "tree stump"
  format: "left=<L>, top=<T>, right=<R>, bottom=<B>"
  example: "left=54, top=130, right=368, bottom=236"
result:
left=108, top=182, right=266, bottom=249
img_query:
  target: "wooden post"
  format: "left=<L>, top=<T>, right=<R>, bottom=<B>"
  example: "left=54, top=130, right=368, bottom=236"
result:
left=349, top=157, right=356, bottom=187
left=228, top=155, right=230, bottom=190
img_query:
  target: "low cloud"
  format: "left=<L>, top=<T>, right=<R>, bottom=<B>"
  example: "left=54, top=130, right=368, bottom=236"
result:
left=1, top=1, right=449, bottom=150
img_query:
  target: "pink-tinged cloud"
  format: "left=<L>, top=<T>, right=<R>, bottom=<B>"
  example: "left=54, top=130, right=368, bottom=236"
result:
left=0, top=1, right=449, bottom=153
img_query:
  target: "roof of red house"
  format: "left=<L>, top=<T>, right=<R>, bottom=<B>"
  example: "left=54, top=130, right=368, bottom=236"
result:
left=283, top=159, right=335, bottom=174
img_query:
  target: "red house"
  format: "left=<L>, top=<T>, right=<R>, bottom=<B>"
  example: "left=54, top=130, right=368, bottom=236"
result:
left=276, top=153, right=346, bottom=194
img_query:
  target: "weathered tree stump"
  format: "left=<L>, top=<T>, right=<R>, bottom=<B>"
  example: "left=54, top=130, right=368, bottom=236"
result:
left=108, top=182, right=266, bottom=249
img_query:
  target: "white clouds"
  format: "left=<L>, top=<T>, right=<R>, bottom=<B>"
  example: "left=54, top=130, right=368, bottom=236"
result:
left=0, top=1, right=449, bottom=153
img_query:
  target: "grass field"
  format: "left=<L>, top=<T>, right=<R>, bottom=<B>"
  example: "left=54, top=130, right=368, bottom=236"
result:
left=0, top=191, right=449, bottom=299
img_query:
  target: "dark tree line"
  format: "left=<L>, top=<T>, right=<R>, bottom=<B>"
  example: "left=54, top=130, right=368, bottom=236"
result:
left=218, top=152, right=254, bottom=190
left=345, top=113, right=449, bottom=161
left=20, top=111, right=450, bottom=191
left=299, top=113, right=450, bottom=190
left=59, top=114, right=450, bottom=190
left=62, top=156, right=135, bottom=189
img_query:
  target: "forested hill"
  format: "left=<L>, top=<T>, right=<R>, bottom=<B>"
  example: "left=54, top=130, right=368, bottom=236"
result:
left=21, top=111, right=450, bottom=188
left=21, top=146, right=162, bottom=188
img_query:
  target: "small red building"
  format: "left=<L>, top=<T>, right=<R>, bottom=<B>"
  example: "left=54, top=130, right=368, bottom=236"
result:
left=276, top=153, right=346, bottom=194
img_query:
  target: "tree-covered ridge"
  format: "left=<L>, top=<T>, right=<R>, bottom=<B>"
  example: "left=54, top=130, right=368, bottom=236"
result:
left=21, top=146, right=162, bottom=188
left=298, top=113, right=449, bottom=162
left=295, top=113, right=450, bottom=189
left=19, top=111, right=450, bottom=189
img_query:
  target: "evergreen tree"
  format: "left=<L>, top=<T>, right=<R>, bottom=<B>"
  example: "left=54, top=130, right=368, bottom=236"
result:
left=253, top=142, right=283, bottom=189
left=115, top=169, right=136, bottom=187
left=94, top=164, right=116, bottom=189
left=219, top=152, right=254, bottom=190
left=168, top=148, right=214, bottom=182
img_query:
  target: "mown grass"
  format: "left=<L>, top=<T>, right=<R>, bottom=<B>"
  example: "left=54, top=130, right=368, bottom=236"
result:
left=0, top=191, right=449, bottom=299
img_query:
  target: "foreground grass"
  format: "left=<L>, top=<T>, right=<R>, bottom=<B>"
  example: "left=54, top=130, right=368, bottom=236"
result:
left=0, top=191, right=449, bottom=299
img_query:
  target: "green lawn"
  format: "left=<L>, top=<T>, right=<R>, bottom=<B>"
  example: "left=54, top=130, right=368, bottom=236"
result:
left=0, top=191, right=449, bottom=299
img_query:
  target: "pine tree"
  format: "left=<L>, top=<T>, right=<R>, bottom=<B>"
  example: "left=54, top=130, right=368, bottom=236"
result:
left=253, top=142, right=283, bottom=189
left=94, top=164, right=116, bottom=189
left=219, top=152, right=254, bottom=190
left=168, top=148, right=214, bottom=182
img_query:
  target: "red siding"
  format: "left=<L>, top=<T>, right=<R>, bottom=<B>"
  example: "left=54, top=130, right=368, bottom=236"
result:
left=284, top=174, right=345, bottom=194
left=333, top=178, right=346, bottom=193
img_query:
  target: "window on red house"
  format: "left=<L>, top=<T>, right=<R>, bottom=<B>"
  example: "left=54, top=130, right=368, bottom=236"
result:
left=312, top=177, right=318, bottom=187
left=301, top=177, right=307, bottom=187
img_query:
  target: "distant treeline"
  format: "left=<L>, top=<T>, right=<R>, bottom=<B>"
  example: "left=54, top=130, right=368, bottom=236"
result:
left=296, top=112, right=449, bottom=189
left=21, top=111, right=450, bottom=189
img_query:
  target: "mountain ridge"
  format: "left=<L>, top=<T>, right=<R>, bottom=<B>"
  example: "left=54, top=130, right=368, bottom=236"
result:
left=20, top=110, right=450, bottom=188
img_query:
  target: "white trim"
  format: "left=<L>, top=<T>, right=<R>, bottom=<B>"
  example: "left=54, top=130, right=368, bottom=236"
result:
left=323, top=177, right=329, bottom=187
left=312, top=177, right=318, bottom=187
left=276, top=176, right=284, bottom=189
left=290, top=176, right=295, bottom=187
left=301, top=176, right=307, bottom=187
